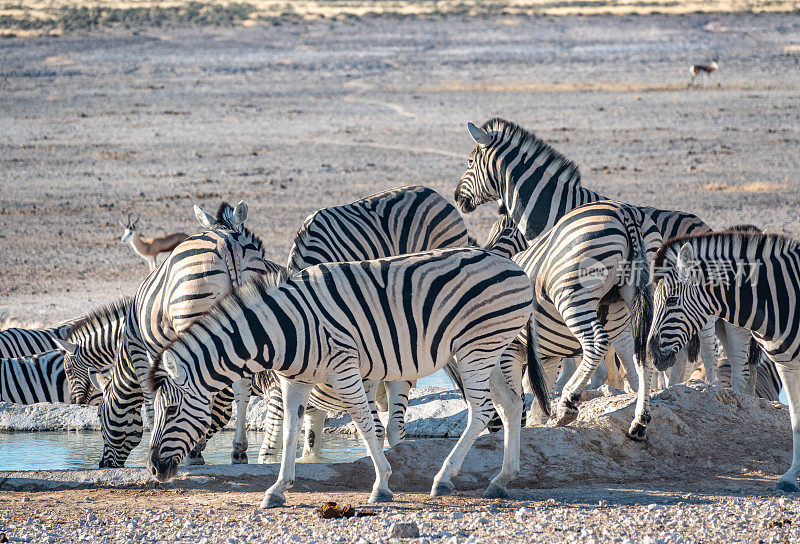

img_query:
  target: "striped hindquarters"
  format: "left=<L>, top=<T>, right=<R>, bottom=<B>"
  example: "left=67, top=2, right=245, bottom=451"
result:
left=0, top=351, right=69, bottom=404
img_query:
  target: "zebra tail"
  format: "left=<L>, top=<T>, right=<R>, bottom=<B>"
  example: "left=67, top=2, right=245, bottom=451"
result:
left=686, top=333, right=700, bottom=363
left=442, top=360, right=466, bottom=400
left=622, top=209, right=654, bottom=364
left=526, top=318, right=551, bottom=417
left=746, top=336, right=762, bottom=369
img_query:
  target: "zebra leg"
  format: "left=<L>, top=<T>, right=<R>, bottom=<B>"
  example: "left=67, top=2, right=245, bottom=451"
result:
left=328, top=364, right=393, bottom=503
left=721, top=320, right=751, bottom=393
left=231, top=378, right=250, bottom=464
left=554, top=358, right=575, bottom=397
left=698, top=319, right=718, bottom=384
left=553, top=319, right=610, bottom=427
left=589, top=358, right=608, bottom=389
left=774, top=360, right=800, bottom=492
left=484, top=356, right=523, bottom=499
left=625, top=356, right=654, bottom=441
left=258, top=383, right=284, bottom=463
left=613, top=328, right=639, bottom=392
left=187, top=436, right=207, bottom=466
left=385, top=380, right=412, bottom=447
left=364, top=379, right=385, bottom=444
left=300, top=406, right=326, bottom=459
left=431, top=353, right=496, bottom=497
left=261, top=379, right=315, bottom=509
left=667, top=349, right=688, bottom=387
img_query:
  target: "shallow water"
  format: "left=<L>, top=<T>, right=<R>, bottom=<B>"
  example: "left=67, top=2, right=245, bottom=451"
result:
left=0, top=430, right=368, bottom=471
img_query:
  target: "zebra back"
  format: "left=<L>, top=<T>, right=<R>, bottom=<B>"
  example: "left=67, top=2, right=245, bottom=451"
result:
left=0, top=350, right=69, bottom=404
left=0, top=322, right=73, bottom=359
left=287, top=186, right=469, bottom=273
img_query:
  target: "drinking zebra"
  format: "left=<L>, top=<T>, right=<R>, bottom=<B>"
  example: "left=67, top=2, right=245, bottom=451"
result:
left=53, top=298, right=131, bottom=405
left=258, top=185, right=470, bottom=461
left=0, top=350, right=101, bottom=405
left=455, top=118, right=746, bottom=392
left=96, top=200, right=283, bottom=468
left=647, top=230, right=800, bottom=492
left=0, top=321, right=74, bottom=359
left=147, top=248, right=548, bottom=506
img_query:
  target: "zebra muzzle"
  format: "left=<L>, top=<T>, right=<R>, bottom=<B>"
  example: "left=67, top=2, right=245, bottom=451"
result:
left=148, top=451, right=179, bottom=482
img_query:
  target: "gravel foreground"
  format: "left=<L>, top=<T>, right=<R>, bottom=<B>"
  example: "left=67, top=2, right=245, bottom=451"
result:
left=0, top=488, right=798, bottom=544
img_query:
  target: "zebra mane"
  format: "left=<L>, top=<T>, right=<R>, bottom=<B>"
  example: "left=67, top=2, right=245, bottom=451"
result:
left=654, top=231, right=798, bottom=270
left=480, top=117, right=582, bottom=185
left=66, top=297, right=133, bottom=341
left=148, top=267, right=289, bottom=391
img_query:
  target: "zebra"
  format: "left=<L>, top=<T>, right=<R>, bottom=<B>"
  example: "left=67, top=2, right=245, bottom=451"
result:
left=96, top=200, right=283, bottom=468
left=495, top=200, right=662, bottom=439
left=0, top=321, right=75, bottom=359
left=147, top=247, right=549, bottom=507
left=51, top=298, right=132, bottom=405
left=454, top=117, right=749, bottom=392
left=646, top=230, right=800, bottom=492
left=1, top=350, right=75, bottom=404
left=258, top=185, right=470, bottom=461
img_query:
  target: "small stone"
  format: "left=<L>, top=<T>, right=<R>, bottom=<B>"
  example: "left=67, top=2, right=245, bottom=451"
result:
left=389, top=521, right=420, bottom=539
left=515, top=507, right=534, bottom=518
left=86, top=513, right=97, bottom=523
left=450, top=511, right=464, bottom=520
left=598, top=500, right=609, bottom=507
left=646, top=504, right=663, bottom=512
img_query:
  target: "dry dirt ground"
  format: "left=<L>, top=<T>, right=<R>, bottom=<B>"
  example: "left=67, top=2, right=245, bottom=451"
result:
left=2, top=12, right=800, bottom=322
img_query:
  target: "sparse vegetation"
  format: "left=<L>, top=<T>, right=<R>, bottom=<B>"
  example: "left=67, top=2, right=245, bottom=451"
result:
left=2, top=0, right=800, bottom=36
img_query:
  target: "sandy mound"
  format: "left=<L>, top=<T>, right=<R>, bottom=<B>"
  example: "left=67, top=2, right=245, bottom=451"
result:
left=1, top=381, right=791, bottom=494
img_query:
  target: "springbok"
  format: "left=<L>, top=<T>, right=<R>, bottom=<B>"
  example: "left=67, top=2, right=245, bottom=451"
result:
left=120, top=214, right=189, bottom=271
left=689, top=60, right=718, bottom=86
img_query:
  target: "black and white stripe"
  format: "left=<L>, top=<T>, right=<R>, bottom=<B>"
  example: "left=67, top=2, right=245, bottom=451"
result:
left=147, top=248, right=546, bottom=505
left=648, top=231, right=800, bottom=492
left=98, top=201, right=283, bottom=468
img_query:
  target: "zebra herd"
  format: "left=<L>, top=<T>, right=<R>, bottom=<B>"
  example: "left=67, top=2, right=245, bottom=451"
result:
left=1, top=117, right=797, bottom=505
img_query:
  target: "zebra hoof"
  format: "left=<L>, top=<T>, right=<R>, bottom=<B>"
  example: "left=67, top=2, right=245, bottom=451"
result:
left=625, top=423, right=648, bottom=442
left=483, top=483, right=509, bottom=499
left=185, top=454, right=205, bottom=466
left=369, top=488, right=394, bottom=503
left=775, top=480, right=799, bottom=493
left=552, top=405, right=578, bottom=427
left=231, top=451, right=248, bottom=465
left=260, top=493, right=286, bottom=509
left=430, top=481, right=454, bottom=497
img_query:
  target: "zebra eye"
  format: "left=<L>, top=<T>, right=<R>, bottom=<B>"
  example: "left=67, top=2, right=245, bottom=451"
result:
left=665, top=296, right=679, bottom=306
left=166, top=404, right=179, bottom=417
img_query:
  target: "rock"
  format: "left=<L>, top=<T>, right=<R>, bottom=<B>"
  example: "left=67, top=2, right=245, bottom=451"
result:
left=389, top=521, right=420, bottom=538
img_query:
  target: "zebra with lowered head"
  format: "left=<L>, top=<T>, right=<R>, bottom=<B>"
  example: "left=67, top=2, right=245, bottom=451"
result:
left=1, top=350, right=98, bottom=405
left=147, top=248, right=549, bottom=507
left=96, top=200, right=283, bottom=468
left=647, top=230, right=800, bottom=492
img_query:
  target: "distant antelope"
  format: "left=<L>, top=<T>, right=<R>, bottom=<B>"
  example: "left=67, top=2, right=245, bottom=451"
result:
left=120, top=214, right=188, bottom=271
left=689, top=60, right=718, bottom=86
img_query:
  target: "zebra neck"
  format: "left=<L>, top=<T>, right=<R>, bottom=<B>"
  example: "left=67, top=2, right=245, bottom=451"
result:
left=498, top=166, right=603, bottom=241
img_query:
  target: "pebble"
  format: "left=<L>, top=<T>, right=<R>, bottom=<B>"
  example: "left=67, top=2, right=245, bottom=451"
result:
left=389, top=521, right=420, bottom=538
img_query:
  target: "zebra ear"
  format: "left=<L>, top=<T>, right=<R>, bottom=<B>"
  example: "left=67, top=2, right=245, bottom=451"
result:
left=232, top=200, right=248, bottom=227
left=676, top=243, right=695, bottom=280
left=54, top=338, right=78, bottom=355
left=88, top=367, right=110, bottom=391
left=467, top=122, right=492, bottom=147
left=194, top=205, right=215, bottom=229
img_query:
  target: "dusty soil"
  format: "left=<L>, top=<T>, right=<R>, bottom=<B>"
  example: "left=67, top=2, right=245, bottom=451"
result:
left=2, top=13, right=800, bottom=323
